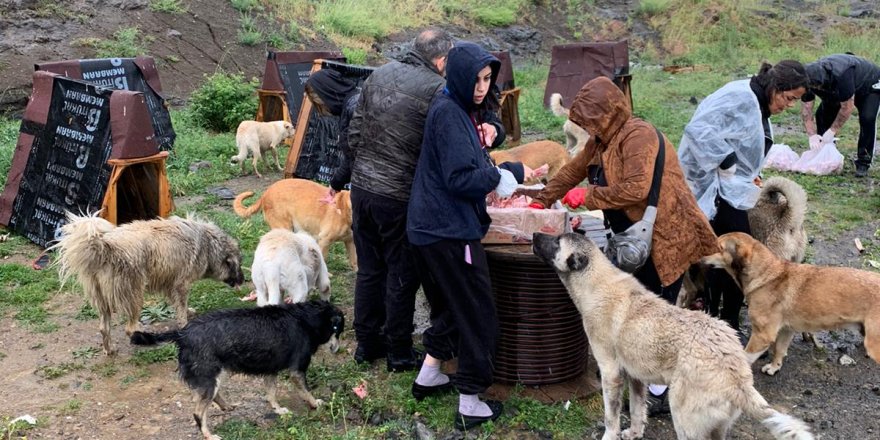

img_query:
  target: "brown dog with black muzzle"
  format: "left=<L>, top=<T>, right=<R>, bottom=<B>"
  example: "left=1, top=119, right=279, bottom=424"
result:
left=490, top=140, right=568, bottom=184
left=702, top=232, right=880, bottom=375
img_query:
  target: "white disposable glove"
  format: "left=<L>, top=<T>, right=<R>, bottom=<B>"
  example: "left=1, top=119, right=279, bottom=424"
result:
left=719, top=164, right=737, bottom=178
left=821, top=129, right=836, bottom=145
left=495, top=167, right=518, bottom=198
left=808, top=134, right=822, bottom=150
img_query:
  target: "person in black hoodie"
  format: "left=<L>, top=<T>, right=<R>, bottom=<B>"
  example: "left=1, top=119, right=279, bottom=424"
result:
left=346, top=29, right=458, bottom=372
left=303, top=68, right=359, bottom=194
left=406, top=42, right=532, bottom=431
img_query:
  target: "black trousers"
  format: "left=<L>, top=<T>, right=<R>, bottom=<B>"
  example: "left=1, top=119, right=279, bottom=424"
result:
left=350, top=188, right=420, bottom=356
left=414, top=239, right=498, bottom=395
left=707, top=198, right=751, bottom=331
left=816, top=92, right=880, bottom=167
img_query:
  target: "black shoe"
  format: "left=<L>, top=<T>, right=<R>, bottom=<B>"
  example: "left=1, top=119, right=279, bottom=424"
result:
left=454, top=400, right=503, bottom=431
left=855, top=163, right=869, bottom=177
left=354, top=344, right=386, bottom=364
left=386, top=348, right=424, bottom=372
left=411, top=380, right=454, bottom=401
left=646, top=390, right=670, bottom=417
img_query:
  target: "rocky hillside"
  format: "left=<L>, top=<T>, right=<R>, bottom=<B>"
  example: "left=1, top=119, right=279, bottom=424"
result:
left=1, top=0, right=879, bottom=114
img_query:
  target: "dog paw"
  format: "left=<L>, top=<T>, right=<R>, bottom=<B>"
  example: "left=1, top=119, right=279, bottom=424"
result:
left=274, top=406, right=291, bottom=415
left=601, top=431, right=620, bottom=440
left=311, top=399, right=325, bottom=409
left=621, top=428, right=644, bottom=440
left=761, top=363, right=780, bottom=375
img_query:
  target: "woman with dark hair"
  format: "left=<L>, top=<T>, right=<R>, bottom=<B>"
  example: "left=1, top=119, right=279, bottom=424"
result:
left=678, top=60, right=809, bottom=334
left=406, top=41, right=533, bottom=431
left=303, top=68, right=359, bottom=195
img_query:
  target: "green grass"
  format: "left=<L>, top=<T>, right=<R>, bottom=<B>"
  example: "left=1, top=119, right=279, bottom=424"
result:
left=342, top=47, right=368, bottom=65
left=35, top=362, right=84, bottom=380
left=130, top=344, right=178, bottom=366
left=94, top=27, right=150, bottom=58
left=315, top=0, right=390, bottom=39
left=636, top=0, right=672, bottom=17
left=149, top=0, right=187, bottom=13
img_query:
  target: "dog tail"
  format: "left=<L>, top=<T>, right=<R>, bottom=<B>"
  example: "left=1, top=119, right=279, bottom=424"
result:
left=233, top=191, right=262, bottom=218
left=739, top=387, right=814, bottom=439
left=130, top=330, right=181, bottom=346
left=51, top=211, right=116, bottom=284
left=549, top=93, right=570, bottom=117
left=760, top=176, right=807, bottom=229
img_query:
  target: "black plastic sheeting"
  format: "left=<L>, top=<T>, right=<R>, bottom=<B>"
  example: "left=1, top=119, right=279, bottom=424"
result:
left=9, top=78, right=114, bottom=247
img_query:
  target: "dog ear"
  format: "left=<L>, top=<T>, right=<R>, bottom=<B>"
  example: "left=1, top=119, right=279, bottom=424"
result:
left=566, top=252, right=589, bottom=271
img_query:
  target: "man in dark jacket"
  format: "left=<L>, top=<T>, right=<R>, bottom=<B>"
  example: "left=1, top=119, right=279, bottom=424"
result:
left=347, top=29, right=505, bottom=372
left=801, top=53, right=880, bottom=177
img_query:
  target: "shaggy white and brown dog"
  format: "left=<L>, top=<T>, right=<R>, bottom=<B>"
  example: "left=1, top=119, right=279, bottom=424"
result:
left=54, top=212, right=244, bottom=356
left=231, top=120, right=296, bottom=178
left=252, top=229, right=331, bottom=306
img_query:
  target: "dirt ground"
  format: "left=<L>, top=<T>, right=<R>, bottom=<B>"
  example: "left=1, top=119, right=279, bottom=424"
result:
left=2, top=0, right=880, bottom=438
left=2, top=172, right=879, bottom=439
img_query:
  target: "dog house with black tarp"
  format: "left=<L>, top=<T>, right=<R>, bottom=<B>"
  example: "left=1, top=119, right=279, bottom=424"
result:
left=36, top=56, right=176, bottom=152
left=544, top=41, right=632, bottom=110
left=256, top=50, right=346, bottom=129
left=283, top=59, right=374, bottom=185
left=0, top=71, right=174, bottom=248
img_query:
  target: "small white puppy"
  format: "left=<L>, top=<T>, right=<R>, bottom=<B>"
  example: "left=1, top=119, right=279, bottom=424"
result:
left=231, top=120, right=296, bottom=178
left=252, top=229, right=331, bottom=306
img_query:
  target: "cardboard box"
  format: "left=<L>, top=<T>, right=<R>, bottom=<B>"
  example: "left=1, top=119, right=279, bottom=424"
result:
left=482, top=207, right=569, bottom=244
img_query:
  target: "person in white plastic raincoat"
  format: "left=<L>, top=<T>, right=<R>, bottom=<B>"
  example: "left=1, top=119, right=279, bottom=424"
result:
left=678, top=60, right=808, bottom=333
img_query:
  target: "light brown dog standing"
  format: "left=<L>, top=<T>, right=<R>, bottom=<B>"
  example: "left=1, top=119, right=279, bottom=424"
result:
left=702, top=232, right=880, bottom=375
left=490, top=140, right=568, bottom=184
left=234, top=178, right=357, bottom=271
left=231, top=120, right=296, bottom=178
left=549, top=92, right=590, bottom=156
left=532, top=232, right=813, bottom=440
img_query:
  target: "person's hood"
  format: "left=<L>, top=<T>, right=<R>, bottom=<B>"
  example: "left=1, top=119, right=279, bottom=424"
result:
left=305, top=69, right=357, bottom=116
left=568, top=76, right=631, bottom=144
left=445, top=42, right=500, bottom=111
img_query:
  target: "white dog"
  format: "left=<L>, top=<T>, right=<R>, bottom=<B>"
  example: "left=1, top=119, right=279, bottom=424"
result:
left=231, top=120, right=296, bottom=178
left=252, top=229, right=331, bottom=307
left=550, top=93, right=590, bottom=157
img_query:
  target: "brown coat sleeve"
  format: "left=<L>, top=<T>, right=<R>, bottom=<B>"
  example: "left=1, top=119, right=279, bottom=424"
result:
left=583, top=127, right=656, bottom=211
left=532, top=139, right=595, bottom=207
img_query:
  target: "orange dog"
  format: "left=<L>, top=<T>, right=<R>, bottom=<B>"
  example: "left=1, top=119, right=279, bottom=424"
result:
left=702, top=232, right=880, bottom=375
left=234, top=179, right=356, bottom=271
left=490, top=140, right=568, bottom=184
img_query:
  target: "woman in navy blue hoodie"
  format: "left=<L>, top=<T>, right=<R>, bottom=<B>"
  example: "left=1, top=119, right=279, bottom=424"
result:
left=407, top=42, right=529, bottom=431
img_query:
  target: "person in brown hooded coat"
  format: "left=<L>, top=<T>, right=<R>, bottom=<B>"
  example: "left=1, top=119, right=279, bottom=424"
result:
left=529, top=76, right=718, bottom=415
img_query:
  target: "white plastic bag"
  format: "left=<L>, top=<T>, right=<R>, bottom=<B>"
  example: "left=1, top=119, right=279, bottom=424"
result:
left=763, top=144, right=800, bottom=171
left=791, top=142, right=844, bottom=175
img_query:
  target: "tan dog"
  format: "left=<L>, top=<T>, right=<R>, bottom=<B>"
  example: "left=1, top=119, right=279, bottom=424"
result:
left=748, top=176, right=808, bottom=264
left=231, top=120, right=296, bottom=178
left=677, top=177, right=810, bottom=312
left=490, top=140, right=568, bottom=184
left=702, top=232, right=880, bottom=376
left=233, top=178, right=357, bottom=271
left=550, top=93, right=590, bottom=156
left=532, top=232, right=814, bottom=440
left=54, top=212, right=245, bottom=356
left=252, top=229, right=331, bottom=307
